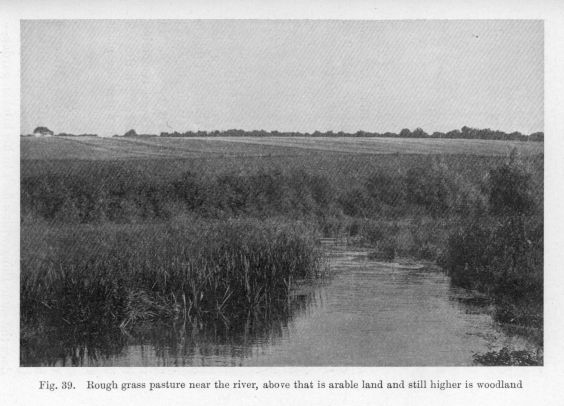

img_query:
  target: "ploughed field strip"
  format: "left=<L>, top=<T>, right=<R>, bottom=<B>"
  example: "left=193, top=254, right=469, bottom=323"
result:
left=21, top=136, right=543, bottom=161
left=187, top=136, right=543, bottom=156
left=21, top=137, right=311, bottom=160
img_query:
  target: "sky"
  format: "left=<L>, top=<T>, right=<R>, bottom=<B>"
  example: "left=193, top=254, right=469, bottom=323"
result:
left=20, top=20, right=543, bottom=136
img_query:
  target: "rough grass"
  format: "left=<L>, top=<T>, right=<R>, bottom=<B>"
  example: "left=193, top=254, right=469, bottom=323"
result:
left=21, top=218, right=324, bottom=332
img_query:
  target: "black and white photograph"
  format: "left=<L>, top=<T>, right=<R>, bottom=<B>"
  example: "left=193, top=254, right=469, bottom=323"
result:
left=4, top=1, right=564, bottom=403
left=17, top=19, right=544, bottom=368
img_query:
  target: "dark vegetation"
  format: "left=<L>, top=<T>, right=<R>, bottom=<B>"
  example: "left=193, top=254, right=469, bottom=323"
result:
left=473, top=348, right=542, bottom=366
left=21, top=219, right=323, bottom=340
left=33, top=126, right=54, bottom=136
left=439, top=153, right=543, bottom=338
left=21, top=148, right=543, bottom=365
left=23, top=153, right=542, bottom=225
left=21, top=290, right=318, bottom=366
left=25, top=125, right=543, bottom=141
left=22, top=126, right=98, bottom=137
left=118, top=129, right=157, bottom=138
left=159, top=126, right=543, bottom=141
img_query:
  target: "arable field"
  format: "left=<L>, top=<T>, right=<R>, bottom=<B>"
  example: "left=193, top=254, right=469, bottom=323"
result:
left=21, top=136, right=543, bottom=161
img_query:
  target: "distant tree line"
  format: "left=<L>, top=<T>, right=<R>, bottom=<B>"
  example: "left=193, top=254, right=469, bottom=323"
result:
left=20, top=127, right=98, bottom=137
left=159, top=126, right=543, bottom=141
left=22, top=125, right=544, bottom=141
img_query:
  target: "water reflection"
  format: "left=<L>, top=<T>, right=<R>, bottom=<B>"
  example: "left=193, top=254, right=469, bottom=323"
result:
left=20, top=283, right=324, bottom=367
left=21, top=327, right=128, bottom=366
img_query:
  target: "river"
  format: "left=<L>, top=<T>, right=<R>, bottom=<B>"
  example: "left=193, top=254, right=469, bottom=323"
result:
left=21, top=243, right=538, bottom=366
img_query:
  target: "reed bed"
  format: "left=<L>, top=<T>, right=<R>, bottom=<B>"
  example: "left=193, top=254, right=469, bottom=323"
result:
left=21, top=218, right=324, bottom=331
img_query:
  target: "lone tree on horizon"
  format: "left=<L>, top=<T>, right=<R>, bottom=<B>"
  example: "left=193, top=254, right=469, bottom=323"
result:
left=33, top=126, right=54, bottom=136
left=124, top=129, right=138, bottom=137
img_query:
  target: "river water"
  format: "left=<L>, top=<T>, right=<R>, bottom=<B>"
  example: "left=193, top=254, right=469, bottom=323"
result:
left=22, top=243, right=537, bottom=367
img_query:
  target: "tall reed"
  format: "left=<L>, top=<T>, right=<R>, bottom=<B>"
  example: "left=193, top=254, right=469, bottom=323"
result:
left=21, top=219, right=324, bottom=331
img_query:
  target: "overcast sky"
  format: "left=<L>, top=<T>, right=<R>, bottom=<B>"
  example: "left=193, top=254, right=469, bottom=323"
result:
left=21, top=20, right=543, bottom=136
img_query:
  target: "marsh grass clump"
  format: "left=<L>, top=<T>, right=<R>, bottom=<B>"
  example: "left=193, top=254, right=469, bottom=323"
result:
left=21, top=219, right=324, bottom=332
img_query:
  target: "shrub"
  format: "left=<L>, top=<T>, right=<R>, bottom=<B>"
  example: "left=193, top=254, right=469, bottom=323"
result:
left=338, top=188, right=375, bottom=217
left=364, top=171, right=405, bottom=207
left=405, top=161, right=451, bottom=216
left=486, top=152, right=536, bottom=216
left=439, top=215, right=543, bottom=328
left=171, top=171, right=205, bottom=210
